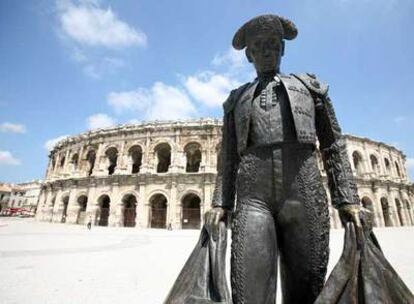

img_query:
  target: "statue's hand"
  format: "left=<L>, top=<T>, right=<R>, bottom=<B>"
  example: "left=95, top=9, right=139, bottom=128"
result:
left=339, top=204, right=370, bottom=248
left=205, top=207, right=227, bottom=241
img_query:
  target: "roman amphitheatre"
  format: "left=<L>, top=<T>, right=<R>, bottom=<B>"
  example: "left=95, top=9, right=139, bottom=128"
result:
left=35, top=118, right=414, bottom=229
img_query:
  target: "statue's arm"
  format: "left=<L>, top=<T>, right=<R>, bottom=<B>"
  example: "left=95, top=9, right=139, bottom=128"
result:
left=314, top=92, right=360, bottom=209
left=212, top=93, right=240, bottom=212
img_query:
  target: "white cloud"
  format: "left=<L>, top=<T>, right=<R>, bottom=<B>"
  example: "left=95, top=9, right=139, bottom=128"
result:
left=44, top=135, right=69, bottom=151
left=57, top=0, right=147, bottom=48
left=212, top=48, right=247, bottom=70
left=184, top=72, right=241, bottom=107
left=108, top=89, right=150, bottom=114
left=0, top=122, right=26, bottom=134
left=108, top=82, right=196, bottom=120
left=86, top=113, right=116, bottom=130
left=0, top=151, right=21, bottom=166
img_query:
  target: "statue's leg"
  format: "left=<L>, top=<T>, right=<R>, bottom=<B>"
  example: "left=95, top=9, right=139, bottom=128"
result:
left=276, top=148, right=330, bottom=304
left=231, top=148, right=278, bottom=304
left=231, top=201, right=277, bottom=304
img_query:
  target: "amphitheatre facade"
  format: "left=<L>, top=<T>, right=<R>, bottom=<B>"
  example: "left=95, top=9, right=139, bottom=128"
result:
left=35, top=118, right=414, bottom=229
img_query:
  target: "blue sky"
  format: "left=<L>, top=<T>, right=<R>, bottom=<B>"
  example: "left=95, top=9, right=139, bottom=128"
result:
left=0, top=0, right=413, bottom=183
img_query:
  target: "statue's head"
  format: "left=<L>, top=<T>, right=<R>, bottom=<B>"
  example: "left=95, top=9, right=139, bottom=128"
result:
left=232, top=14, right=298, bottom=74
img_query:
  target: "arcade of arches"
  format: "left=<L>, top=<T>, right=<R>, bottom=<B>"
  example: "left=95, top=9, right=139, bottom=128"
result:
left=36, top=119, right=414, bottom=229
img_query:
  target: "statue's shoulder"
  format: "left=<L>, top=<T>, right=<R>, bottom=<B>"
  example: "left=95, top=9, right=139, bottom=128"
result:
left=291, top=73, right=329, bottom=97
left=223, top=82, right=251, bottom=113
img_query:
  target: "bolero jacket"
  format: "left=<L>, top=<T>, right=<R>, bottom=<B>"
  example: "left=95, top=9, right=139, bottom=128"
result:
left=212, top=73, right=360, bottom=211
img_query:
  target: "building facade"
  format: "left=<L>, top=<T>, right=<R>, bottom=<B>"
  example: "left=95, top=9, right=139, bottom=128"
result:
left=0, top=180, right=41, bottom=215
left=35, top=119, right=414, bottom=229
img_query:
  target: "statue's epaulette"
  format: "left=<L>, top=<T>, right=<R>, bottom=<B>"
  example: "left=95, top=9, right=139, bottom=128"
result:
left=293, top=73, right=329, bottom=97
left=223, top=82, right=251, bottom=113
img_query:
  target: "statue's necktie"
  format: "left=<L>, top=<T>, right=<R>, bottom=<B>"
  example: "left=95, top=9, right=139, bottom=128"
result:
left=259, top=77, right=281, bottom=111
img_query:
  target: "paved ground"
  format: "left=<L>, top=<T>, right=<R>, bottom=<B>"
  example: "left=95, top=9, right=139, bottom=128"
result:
left=0, top=217, right=413, bottom=304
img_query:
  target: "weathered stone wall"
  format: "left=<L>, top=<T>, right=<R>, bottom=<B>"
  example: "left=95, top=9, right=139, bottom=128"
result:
left=35, top=119, right=414, bottom=229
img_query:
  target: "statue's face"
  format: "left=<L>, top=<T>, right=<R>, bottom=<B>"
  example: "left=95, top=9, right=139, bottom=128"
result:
left=246, top=33, right=284, bottom=74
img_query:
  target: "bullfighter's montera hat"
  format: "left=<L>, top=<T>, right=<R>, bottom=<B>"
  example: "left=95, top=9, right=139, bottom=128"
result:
left=232, top=14, right=298, bottom=50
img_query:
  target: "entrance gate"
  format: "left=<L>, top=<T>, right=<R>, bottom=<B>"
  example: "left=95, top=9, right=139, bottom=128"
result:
left=98, top=208, right=110, bottom=226
left=151, top=208, right=167, bottom=228
left=181, top=193, right=201, bottom=229
left=150, top=194, right=167, bottom=228
left=124, top=208, right=136, bottom=227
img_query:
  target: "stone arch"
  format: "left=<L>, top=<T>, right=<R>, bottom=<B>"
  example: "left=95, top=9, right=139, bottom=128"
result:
left=122, top=194, right=137, bottom=227
left=59, top=154, right=66, bottom=169
left=71, top=152, right=79, bottom=171
left=61, top=195, right=69, bottom=223
left=404, top=199, right=413, bottom=225
left=369, top=154, right=380, bottom=175
left=181, top=193, right=201, bottom=229
left=128, top=145, right=143, bottom=174
left=154, top=143, right=171, bottom=173
left=384, top=157, right=391, bottom=174
left=395, top=198, right=404, bottom=226
left=105, top=147, right=118, bottom=175
left=149, top=193, right=168, bottom=228
left=184, top=142, right=202, bottom=173
left=50, top=195, right=56, bottom=208
left=380, top=197, right=392, bottom=227
left=361, top=196, right=376, bottom=227
left=51, top=156, right=56, bottom=173
left=395, top=161, right=401, bottom=178
left=86, top=149, right=96, bottom=176
left=76, top=195, right=88, bottom=224
left=352, top=151, right=364, bottom=175
left=96, top=194, right=111, bottom=226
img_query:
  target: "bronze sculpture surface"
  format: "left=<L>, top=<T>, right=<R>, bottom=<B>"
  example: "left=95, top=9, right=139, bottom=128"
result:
left=207, top=14, right=365, bottom=304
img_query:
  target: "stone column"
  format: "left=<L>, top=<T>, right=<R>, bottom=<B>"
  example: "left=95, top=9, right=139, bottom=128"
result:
left=109, top=181, right=121, bottom=227
left=203, top=180, right=213, bottom=227
left=169, top=178, right=178, bottom=229
left=115, top=142, right=126, bottom=175
left=86, top=182, right=97, bottom=225
left=52, top=187, right=63, bottom=223
left=92, top=143, right=105, bottom=177
left=137, top=182, right=147, bottom=228
left=140, top=131, right=152, bottom=173
left=66, top=185, right=78, bottom=224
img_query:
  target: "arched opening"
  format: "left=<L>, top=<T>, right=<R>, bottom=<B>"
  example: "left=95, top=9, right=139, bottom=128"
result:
left=155, top=143, right=171, bottom=173
left=149, top=194, right=167, bottom=228
left=105, top=147, right=118, bottom=175
left=370, top=155, right=379, bottom=174
left=97, top=195, right=110, bottom=226
left=59, top=155, right=66, bottom=168
left=395, top=199, right=404, bottom=226
left=352, top=151, right=363, bottom=175
left=129, top=145, right=142, bottom=174
left=86, top=150, right=96, bottom=176
left=404, top=200, right=413, bottom=225
left=61, top=196, right=69, bottom=223
left=50, top=196, right=56, bottom=208
left=184, top=143, right=202, bottom=173
left=381, top=197, right=392, bottom=227
left=122, top=194, right=137, bottom=227
left=384, top=158, right=391, bottom=174
left=71, top=153, right=79, bottom=171
left=51, top=157, right=56, bottom=173
left=361, top=196, right=376, bottom=227
left=50, top=195, right=56, bottom=222
left=76, top=195, right=88, bottom=224
left=181, top=193, right=201, bottom=229
left=216, top=143, right=222, bottom=172
left=395, top=162, right=401, bottom=178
